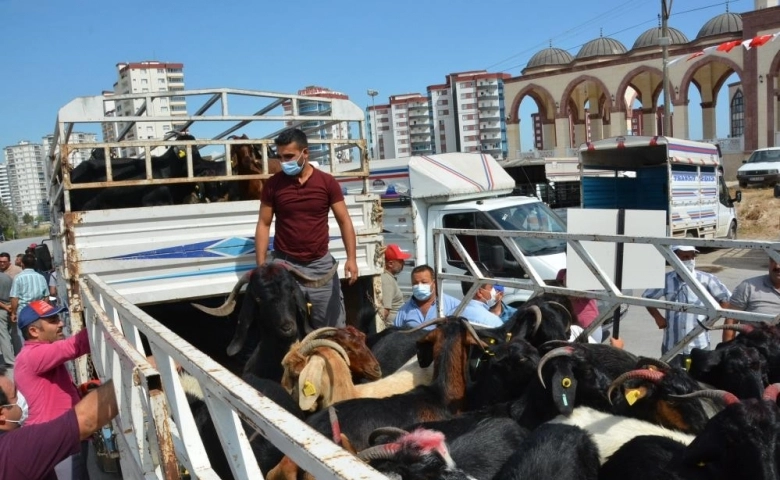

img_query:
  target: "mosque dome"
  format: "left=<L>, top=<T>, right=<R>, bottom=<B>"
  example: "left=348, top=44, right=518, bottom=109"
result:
left=696, top=12, right=742, bottom=39
left=526, top=47, right=575, bottom=69
left=575, top=37, right=628, bottom=59
left=632, top=27, right=689, bottom=49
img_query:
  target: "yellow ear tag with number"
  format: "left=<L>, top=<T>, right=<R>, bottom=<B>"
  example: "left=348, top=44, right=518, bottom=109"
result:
left=625, top=387, right=644, bottom=406
left=302, top=381, right=317, bottom=397
left=178, top=149, right=186, bottom=158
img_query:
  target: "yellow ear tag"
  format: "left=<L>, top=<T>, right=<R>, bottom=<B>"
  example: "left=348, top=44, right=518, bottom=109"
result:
left=561, top=377, right=572, bottom=388
left=307, top=303, right=312, bottom=316
left=625, top=388, right=643, bottom=406
left=178, top=149, right=186, bottom=158
left=302, top=381, right=317, bottom=397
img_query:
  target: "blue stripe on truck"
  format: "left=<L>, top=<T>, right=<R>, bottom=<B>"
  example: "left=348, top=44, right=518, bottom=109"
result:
left=109, top=236, right=339, bottom=260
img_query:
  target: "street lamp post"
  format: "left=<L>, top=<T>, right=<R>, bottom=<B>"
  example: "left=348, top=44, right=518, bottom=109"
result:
left=367, top=89, right=379, bottom=159
left=661, top=0, right=673, bottom=136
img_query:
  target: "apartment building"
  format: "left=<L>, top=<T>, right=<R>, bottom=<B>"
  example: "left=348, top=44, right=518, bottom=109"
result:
left=0, top=163, right=11, bottom=212
left=105, top=61, right=187, bottom=157
left=2, top=141, right=48, bottom=222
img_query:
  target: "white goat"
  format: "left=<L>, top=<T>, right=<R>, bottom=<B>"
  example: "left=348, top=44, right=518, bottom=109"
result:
left=548, top=406, right=695, bottom=464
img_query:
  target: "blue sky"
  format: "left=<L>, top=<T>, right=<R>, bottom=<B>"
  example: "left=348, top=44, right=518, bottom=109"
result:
left=0, top=0, right=749, bottom=153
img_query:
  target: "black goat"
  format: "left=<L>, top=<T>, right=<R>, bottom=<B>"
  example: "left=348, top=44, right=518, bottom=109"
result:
left=358, top=428, right=474, bottom=480
left=689, top=342, right=768, bottom=399
left=466, top=336, right=540, bottom=409
left=601, top=385, right=780, bottom=480
left=607, top=363, right=722, bottom=434
left=494, top=423, right=600, bottom=480
left=367, top=326, right=429, bottom=375
left=192, top=262, right=336, bottom=381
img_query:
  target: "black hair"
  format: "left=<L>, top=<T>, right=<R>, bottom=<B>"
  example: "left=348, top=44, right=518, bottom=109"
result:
left=274, top=128, right=309, bottom=149
left=0, top=253, right=9, bottom=261
left=411, top=264, right=435, bottom=280
left=22, top=254, right=36, bottom=269
left=21, top=322, right=40, bottom=341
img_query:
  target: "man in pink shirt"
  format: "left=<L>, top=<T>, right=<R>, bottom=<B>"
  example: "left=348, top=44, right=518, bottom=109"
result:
left=14, top=300, right=91, bottom=480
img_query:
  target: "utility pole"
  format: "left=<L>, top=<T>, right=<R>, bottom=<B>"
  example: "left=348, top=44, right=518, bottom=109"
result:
left=367, top=89, right=379, bottom=159
left=661, top=0, right=673, bottom=136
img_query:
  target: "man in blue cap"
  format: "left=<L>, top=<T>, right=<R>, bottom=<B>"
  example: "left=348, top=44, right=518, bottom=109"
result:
left=488, top=285, right=518, bottom=323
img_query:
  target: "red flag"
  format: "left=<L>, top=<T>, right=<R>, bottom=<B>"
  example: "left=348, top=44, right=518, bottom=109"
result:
left=750, top=34, right=774, bottom=48
left=687, top=51, right=704, bottom=61
left=717, top=40, right=742, bottom=52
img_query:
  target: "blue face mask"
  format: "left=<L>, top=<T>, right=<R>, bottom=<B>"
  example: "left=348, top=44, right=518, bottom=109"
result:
left=281, top=153, right=304, bottom=176
left=412, top=283, right=432, bottom=301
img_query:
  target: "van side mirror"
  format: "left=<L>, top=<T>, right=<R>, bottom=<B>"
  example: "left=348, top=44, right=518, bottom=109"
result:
left=489, top=245, right=505, bottom=271
left=734, top=191, right=743, bottom=203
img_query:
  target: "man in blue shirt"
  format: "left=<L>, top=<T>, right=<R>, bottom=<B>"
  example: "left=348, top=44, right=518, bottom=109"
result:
left=642, top=245, right=730, bottom=364
left=488, top=285, right=518, bottom=323
left=394, top=265, right=460, bottom=329
left=459, top=283, right=504, bottom=328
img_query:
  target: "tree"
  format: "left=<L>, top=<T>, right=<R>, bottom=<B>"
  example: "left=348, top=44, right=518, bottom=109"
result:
left=22, top=213, right=33, bottom=225
left=0, top=203, right=15, bottom=232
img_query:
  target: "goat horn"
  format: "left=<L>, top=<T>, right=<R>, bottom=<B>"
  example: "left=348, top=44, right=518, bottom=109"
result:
left=357, top=444, right=401, bottom=462
left=368, top=427, right=410, bottom=446
left=701, top=324, right=755, bottom=335
left=329, top=406, right=342, bottom=445
left=459, top=317, right=488, bottom=351
left=300, top=327, right=339, bottom=347
left=636, top=357, right=672, bottom=372
left=607, top=369, right=665, bottom=405
left=298, top=339, right=350, bottom=366
left=191, top=270, right=253, bottom=317
left=537, top=346, right=575, bottom=389
left=402, top=316, right=448, bottom=333
left=669, top=389, right=741, bottom=406
left=762, top=383, right=780, bottom=402
left=545, top=301, right=573, bottom=327
left=279, top=260, right=339, bottom=288
left=526, top=305, right=543, bottom=336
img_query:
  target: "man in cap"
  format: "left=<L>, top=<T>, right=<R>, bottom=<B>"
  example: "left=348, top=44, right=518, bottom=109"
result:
left=488, top=284, right=518, bottom=323
left=642, top=245, right=730, bottom=365
left=14, top=300, right=91, bottom=479
left=381, top=244, right=411, bottom=328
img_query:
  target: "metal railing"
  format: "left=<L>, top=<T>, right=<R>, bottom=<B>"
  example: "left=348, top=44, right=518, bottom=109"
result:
left=81, top=273, right=386, bottom=479
left=432, top=228, right=779, bottom=361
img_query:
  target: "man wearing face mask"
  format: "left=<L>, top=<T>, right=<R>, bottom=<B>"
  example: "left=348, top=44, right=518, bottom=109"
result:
left=459, top=282, right=505, bottom=328
left=642, top=245, right=730, bottom=365
left=394, top=265, right=460, bottom=329
left=488, top=285, right=517, bottom=323
left=381, top=244, right=411, bottom=328
left=256, top=129, right=358, bottom=330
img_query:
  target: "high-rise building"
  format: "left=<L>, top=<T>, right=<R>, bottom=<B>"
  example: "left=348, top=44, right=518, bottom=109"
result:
left=367, top=102, right=392, bottom=159
left=0, top=163, right=11, bottom=212
left=366, top=93, right=434, bottom=159
left=429, top=71, right=511, bottom=160
left=3, top=141, right=48, bottom=222
left=106, top=61, right=187, bottom=157
left=285, top=86, right=352, bottom=164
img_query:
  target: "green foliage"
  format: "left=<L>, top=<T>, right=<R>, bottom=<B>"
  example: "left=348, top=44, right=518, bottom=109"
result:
left=22, top=213, right=33, bottom=225
left=0, top=203, right=14, bottom=232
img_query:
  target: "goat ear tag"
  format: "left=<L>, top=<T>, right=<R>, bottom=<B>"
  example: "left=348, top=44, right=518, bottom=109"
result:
left=302, top=381, right=317, bottom=397
left=624, top=387, right=644, bottom=406
left=178, top=149, right=186, bottom=158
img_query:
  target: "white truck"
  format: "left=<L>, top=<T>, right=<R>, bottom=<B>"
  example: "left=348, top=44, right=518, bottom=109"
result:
left=337, top=153, right=567, bottom=306
left=578, top=136, right=742, bottom=239
left=46, top=88, right=387, bottom=479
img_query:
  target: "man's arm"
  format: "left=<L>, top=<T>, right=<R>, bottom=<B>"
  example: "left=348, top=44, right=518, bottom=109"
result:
left=332, top=200, right=358, bottom=285
left=722, top=302, right=742, bottom=343
left=9, top=297, right=17, bottom=323
left=255, top=203, right=274, bottom=266
left=646, top=307, right=667, bottom=329
left=25, top=329, right=90, bottom=374
left=74, top=380, right=118, bottom=441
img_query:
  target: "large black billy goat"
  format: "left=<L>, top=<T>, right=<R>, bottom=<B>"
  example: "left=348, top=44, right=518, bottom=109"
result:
left=466, top=336, right=540, bottom=410
left=600, top=384, right=780, bottom=480
left=701, top=321, right=780, bottom=382
left=367, top=326, right=430, bottom=376
left=606, top=358, right=723, bottom=434
left=509, top=340, right=637, bottom=429
left=192, top=262, right=338, bottom=381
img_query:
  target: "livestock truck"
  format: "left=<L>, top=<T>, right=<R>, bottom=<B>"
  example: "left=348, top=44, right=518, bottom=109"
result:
left=335, top=153, right=567, bottom=306
left=579, top=136, right=742, bottom=239
left=45, top=88, right=388, bottom=479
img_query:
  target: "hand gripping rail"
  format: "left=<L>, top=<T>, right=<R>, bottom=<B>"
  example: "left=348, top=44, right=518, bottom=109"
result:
left=80, top=273, right=386, bottom=480
left=432, top=229, right=780, bottom=362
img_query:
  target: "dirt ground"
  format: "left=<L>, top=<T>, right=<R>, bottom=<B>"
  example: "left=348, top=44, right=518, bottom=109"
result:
left=732, top=186, right=780, bottom=240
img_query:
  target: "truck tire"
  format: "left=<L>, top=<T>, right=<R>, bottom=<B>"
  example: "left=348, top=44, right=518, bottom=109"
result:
left=727, top=221, right=737, bottom=240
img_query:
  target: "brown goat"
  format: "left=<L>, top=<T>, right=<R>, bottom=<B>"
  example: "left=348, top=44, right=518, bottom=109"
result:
left=281, top=326, right=381, bottom=394
left=229, top=134, right=282, bottom=200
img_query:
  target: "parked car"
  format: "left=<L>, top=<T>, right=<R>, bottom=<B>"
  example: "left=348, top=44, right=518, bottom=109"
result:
left=737, top=147, right=780, bottom=187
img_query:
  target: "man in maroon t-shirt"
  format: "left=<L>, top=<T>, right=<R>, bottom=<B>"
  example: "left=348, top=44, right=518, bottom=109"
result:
left=256, top=128, right=358, bottom=329
left=0, top=365, right=118, bottom=480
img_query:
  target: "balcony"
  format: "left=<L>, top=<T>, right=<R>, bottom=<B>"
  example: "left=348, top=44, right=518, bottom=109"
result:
left=480, top=123, right=501, bottom=132
left=477, top=93, right=499, bottom=100
left=478, top=103, right=500, bottom=111
left=408, top=110, right=429, bottom=119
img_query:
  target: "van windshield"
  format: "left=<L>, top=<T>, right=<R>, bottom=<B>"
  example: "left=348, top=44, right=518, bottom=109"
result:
left=747, top=150, right=780, bottom=163
left=486, top=203, right=567, bottom=256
